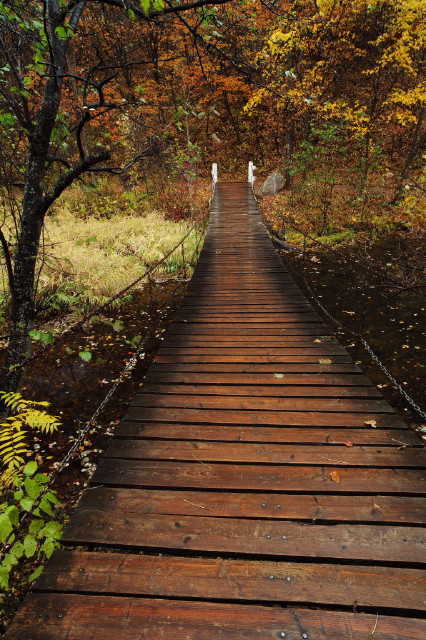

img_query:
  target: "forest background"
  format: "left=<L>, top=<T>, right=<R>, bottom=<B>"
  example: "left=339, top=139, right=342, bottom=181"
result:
left=0, top=0, right=425, bottom=627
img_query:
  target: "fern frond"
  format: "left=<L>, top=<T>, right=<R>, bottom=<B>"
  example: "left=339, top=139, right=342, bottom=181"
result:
left=0, top=391, right=25, bottom=411
left=0, top=390, right=60, bottom=484
left=0, top=428, right=29, bottom=466
left=21, top=410, right=60, bottom=434
left=0, top=467, right=18, bottom=487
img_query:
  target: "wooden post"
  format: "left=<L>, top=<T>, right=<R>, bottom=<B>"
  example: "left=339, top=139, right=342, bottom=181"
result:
left=211, top=163, right=218, bottom=194
left=248, top=161, right=256, bottom=189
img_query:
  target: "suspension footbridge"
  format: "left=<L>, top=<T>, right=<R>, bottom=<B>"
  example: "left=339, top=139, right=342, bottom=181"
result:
left=5, top=181, right=426, bottom=639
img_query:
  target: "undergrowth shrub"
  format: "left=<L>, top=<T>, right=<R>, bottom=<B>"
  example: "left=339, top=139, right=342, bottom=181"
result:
left=0, top=461, right=62, bottom=591
left=0, top=392, right=60, bottom=486
left=0, top=394, right=63, bottom=597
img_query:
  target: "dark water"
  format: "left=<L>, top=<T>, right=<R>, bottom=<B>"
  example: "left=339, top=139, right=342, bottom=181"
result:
left=282, top=231, right=426, bottom=430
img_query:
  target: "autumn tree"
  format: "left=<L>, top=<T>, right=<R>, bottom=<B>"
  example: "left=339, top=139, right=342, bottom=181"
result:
left=0, top=0, right=235, bottom=391
left=244, top=0, right=425, bottom=201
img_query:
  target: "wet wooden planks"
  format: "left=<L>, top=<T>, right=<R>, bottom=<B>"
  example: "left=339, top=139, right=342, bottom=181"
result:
left=5, top=182, right=426, bottom=639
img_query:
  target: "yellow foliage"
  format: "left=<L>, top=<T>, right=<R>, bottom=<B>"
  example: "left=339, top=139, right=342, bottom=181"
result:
left=0, top=392, right=60, bottom=485
left=372, top=0, right=426, bottom=75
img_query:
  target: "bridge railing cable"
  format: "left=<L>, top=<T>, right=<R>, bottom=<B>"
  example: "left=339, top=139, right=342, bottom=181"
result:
left=0, top=214, right=208, bottom=561
left=0, top=215, right=208, bottom=385
left=273, top=219, right=426, bottom=421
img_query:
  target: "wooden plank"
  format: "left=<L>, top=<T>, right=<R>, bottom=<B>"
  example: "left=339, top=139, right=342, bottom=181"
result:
left=105, top=439, right=426, bottom=467
left=36, top=550, right=426, bottom=611
left=144, top=371, right=372, bottom=385
left=92, top=459, right=426, bottom=494
left=124, top=406, right=404, bottom=427
left=142, top=382, right=382, bottom=398
left=75, top=487, right=426, bottom=524
left=178, top=305, right=314, bottom=311
left=6, top=595, right=426, bottom=640
left=170, top=324, right=324, bottom=331
left=158, top=346, right=348, bottom=355
left=182, top=295, right=310, bottom=303
left=132, top=393, right=392, bottom=413
left=62, top=511, right=426, bottom=563
left=173, top=314, right=323, bottom=322
left=167, top=326, right=328, bottom=335
left=161, top=337, right=336, bottom=345
left=150, top=362, right=364, bottom=373
left=156, top=354, right=353, bottom=363
left=116, top=422, right=419, bottom=445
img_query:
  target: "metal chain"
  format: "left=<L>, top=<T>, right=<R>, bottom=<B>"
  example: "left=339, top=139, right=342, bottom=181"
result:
left=285, top=260, right=426, bottom=421
left=0, top=226, right=207, bottom=560
left=55, top=338, right=147, bottom=476
left=1, top=219, right=205, bottom=384
left=0, top=338, right=147, bottom=559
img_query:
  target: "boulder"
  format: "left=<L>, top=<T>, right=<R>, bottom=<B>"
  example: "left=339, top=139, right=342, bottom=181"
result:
left=260, top=170, right=285, bottom=196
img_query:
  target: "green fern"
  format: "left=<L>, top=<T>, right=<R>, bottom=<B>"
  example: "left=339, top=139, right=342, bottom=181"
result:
left=0, top=392, right=60, bottom=485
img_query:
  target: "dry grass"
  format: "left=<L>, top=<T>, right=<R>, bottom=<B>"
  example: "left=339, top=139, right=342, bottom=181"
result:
left=37, top=210, right=198, bottom=304
left=0, top=182, right=203, bottom=313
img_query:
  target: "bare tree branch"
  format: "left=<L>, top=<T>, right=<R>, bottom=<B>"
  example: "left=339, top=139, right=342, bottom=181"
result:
left=90, top=144, right=158, bottom=173
left=65, top=0, right=232, bottom=20
left=44, top=150, right=111, bottom=208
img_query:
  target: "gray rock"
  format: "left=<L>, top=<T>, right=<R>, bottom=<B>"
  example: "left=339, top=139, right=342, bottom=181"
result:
left=260, top=171, right=285, bottom=196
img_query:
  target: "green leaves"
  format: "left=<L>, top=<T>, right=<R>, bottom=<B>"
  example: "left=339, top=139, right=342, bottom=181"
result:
left=79, top=350, right=92, bottom=363
left=23, top=534, right=37, bottom=558
left=24, top=477, right=43, bottom=499
left=0, top=112, right=15, bottom=127
left=29, top=330, right=54, bottom=344
left=28, top=565, right=44, bottom=583
left=139, top=0, right=151, bottom=15
left=139, top=0, right=164, bottom=16
left=54, top=25, right=75, bottom=40
left=0, top=512, right=13, bottom=542
left=152, top=0, right=165, bottom=10
left=112, top=320, right=124, bottom=333
left=23, top=461, right=38, bottom=477
left=0, top=463, right=63, bottom=591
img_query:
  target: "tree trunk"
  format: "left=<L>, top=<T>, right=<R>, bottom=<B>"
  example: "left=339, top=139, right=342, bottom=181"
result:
left=284, top=121, right=295, bottom=188
left=3, top=152, right=48, bottom=391
left=2, top=0, right=69, bottom=391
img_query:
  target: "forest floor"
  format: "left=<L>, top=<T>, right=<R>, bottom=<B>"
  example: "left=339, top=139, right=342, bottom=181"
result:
left=280, top=230, right=426, bottom=434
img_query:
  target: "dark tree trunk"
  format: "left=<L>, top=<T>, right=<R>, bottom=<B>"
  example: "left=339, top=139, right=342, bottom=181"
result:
left=284, top=121, right=295, bottom=188
left=2, top=0, right=70, bottom=391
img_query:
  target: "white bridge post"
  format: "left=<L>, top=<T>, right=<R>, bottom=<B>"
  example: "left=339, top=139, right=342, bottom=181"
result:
left=211, top=163, right=218, bottom=195
left=248, top=161, right=256, bottom=190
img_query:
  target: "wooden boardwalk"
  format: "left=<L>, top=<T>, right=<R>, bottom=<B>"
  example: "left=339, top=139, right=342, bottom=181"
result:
left=6, top=182, right=426, bottom=639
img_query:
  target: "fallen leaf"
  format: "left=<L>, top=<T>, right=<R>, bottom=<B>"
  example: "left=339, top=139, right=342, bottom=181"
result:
left=274, top=373, right=284, bottom=378
left=313, top=339, right=321, bottom=343
left=344, top=441, right=353, bottom=447
left=319, top=358, right=332, bottom=364
left=329, top=471, right=340, bottom=483
left=365, top=420, right=377, bottom=428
